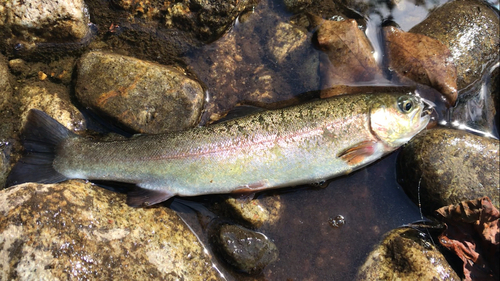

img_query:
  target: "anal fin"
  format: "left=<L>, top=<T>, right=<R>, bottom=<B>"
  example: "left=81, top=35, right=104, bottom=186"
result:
left=126, top=185, right=175, bottom=207
left=337, top=141, right=376, bottom=165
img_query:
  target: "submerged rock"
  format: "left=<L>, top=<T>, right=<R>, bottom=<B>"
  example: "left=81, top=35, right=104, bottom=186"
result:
left=76, top=51, right=205, bottom=134
left=0, top=55, right=11, bottom=110
left=356, top=227, right=460, bottom=280
left=0, top=55, right=14, bottom=189
left=397, top=128, right=500, bottom=215
left=225, top=195, right=283, bottom=227
left=0, top=181, right=222, bottom=280
left=409, top=0, right=499, bottom=93
left=213, top=224, right=278, bottom=274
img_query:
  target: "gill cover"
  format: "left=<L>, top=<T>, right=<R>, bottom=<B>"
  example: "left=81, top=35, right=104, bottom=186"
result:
left=370, top=94, right=431, bottom=148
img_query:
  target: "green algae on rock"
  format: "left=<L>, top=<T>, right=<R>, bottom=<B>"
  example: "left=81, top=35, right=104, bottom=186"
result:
left=397, top=128, right=500, bottom=215
left=76, top=51, right=205, bottom=134
left=355, top=227, right=461, bottom=281
left=0, top=181, right=223, bottom=280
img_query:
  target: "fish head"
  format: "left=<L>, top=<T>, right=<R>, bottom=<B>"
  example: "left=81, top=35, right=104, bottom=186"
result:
left=369, top=93, right=432, bottom=148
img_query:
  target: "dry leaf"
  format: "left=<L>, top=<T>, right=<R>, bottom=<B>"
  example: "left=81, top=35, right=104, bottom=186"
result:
left=384, top=26, right=458, bottom=105
left=436, top=196, right=499, bottom=280
left=311, top=15, right=381, bottom=94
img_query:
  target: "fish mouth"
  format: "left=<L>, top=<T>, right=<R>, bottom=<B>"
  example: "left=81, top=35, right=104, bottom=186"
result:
left=420, top=97, right=435, bottom=117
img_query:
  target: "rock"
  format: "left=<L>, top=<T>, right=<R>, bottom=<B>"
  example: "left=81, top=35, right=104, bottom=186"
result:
left=397, top=128, right=500, bottom=215
left=409, top=0, right=499, bottom=93
left=225, top=196, right=283, bottom=227
left=213, top=224, right=278, bottom=274
left=355, top=227, right=460, bottom=280
left=0, top=181, right=223, bottom=280
left=0, top=54, right=11, bottom=110
left=18, top=82, right=86, bottom=132
left=283, top=0, right=314, bottom=14
left=0, top=0, right=94, bottom=58
left=76, top=51, right=204, bottom=134
left=189, top=10, right=319, bottom=124
left=267, top=22, right=308, bottom=65
left=0, top=55, right=14, bottom=189
left=111, top=0, right=256, bottom=42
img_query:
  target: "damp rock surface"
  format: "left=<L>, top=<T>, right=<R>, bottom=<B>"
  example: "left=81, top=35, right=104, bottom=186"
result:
left=224, top=196, right=283, bottom=227
left=0, top=181, right=222, bottom=280
left=409, top=0, right=500, bottom=93
left=214, top=224, right=278, bottom=274
left=76, top=51, right=205, bottom=134
left=397, top=128, right=500, bottom=215
left=355, top=227, right=461, bottom=280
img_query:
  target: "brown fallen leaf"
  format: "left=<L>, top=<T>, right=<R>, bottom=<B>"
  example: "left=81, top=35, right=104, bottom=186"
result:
left=435, top=196, right=499, bottom=281
left=384, top=26, right=458, bottom=105
left=310, top=14, right=381, bottom=96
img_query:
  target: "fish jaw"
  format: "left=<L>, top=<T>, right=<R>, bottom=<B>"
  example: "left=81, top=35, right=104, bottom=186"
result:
left=369, top=94, right=431, bottom=148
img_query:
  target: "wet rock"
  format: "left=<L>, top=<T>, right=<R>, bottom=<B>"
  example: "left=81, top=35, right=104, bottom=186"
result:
left=0, top=55, right=11, bottom=110
left=76, top=51, right=204, bottom=134
left=0, top=181, right=222, bottom=280
left=112, top=0, right=257, bottom=42
left=213, top=224, right=278, bottom=274
left=0, top=0, right=94, bottom=58
left=225, top=195, right=283, bottom=227
left=355, top=227, right=460, bottom=280
left=283, top=0, right=313, bottom=13
left=189, top=7, right=319, bottom=124
left=0, top=55, right=14, bottom=189
left=18, top=82, right=86, bottom=132
left=409, top=0, right=499, bottom=93
left=397, top=128, right=500, bottom=215
left=9, top=57, right=77, bottom=85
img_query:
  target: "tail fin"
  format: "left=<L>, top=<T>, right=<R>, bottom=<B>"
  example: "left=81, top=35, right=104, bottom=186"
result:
left=6, top=109, right=76, bottom=187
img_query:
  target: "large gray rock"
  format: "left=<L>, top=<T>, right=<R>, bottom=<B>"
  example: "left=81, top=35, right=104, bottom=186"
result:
left=410, top=0, right=499, bottom=93
left=397, top=128, right=500, bottom=215
left=76, top=51, right=205, bottom=134
left=0, top=181, right=223, bottom=280
left=356, top=227, right=460, bottom=280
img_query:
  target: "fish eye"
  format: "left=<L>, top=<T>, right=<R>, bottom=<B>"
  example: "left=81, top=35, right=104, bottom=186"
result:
left=398, top=96, right=414, bottom=113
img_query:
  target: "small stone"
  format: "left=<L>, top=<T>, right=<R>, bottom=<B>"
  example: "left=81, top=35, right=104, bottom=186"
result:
left=355, top=227, right=460, bottom=280
left=37, top=71, right=47, bottom=81
left=76, top=51, right=204, bottom=134
left=225, top=195, right=283, bottom=227
left=0, top=181, right=222, bottom=280
left=18, top=82, right=86, bottom=132
left=283, top=0, right=313, bottom=13
left=7, top=59, right=29, bottom=76
left=214, top=224, right=278, bottom=274
left=397, top=128, right=500, bottom=215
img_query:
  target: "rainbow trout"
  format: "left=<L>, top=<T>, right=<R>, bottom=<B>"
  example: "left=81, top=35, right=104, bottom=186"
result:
left=7, top=93, right=431, bottom=207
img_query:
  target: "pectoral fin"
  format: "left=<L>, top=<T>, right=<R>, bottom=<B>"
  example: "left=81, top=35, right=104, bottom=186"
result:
left=126, top=185, right=175, bottom=207
left=338, top=141, right=376, bottom=165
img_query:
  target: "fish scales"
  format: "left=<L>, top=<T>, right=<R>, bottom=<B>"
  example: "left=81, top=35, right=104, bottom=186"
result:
left=7, top=93, right=431, bottom=206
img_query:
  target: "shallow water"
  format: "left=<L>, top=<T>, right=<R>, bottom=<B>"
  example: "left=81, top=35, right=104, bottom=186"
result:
left=175, top=0, right=499, bottom=280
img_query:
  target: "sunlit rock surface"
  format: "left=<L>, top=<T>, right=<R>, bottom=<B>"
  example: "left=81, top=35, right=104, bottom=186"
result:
left=356, top=227, right=460, bottom=281
left=224, top=196, right=283, bottom=227
left=0, top=0, right=93, bottom=57
left=409, top=0, right=500, bottom=93
left=0, top=181, right=223, bottom=280
left=398, top=128, right=500, bottom=215
left=76, top=51, right=205, bottom=134
left=18, top=82, right=86, bottom=133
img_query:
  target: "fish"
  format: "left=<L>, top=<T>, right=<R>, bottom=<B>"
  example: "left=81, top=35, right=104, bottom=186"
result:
left=7, top=92, right=432, bottom=207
